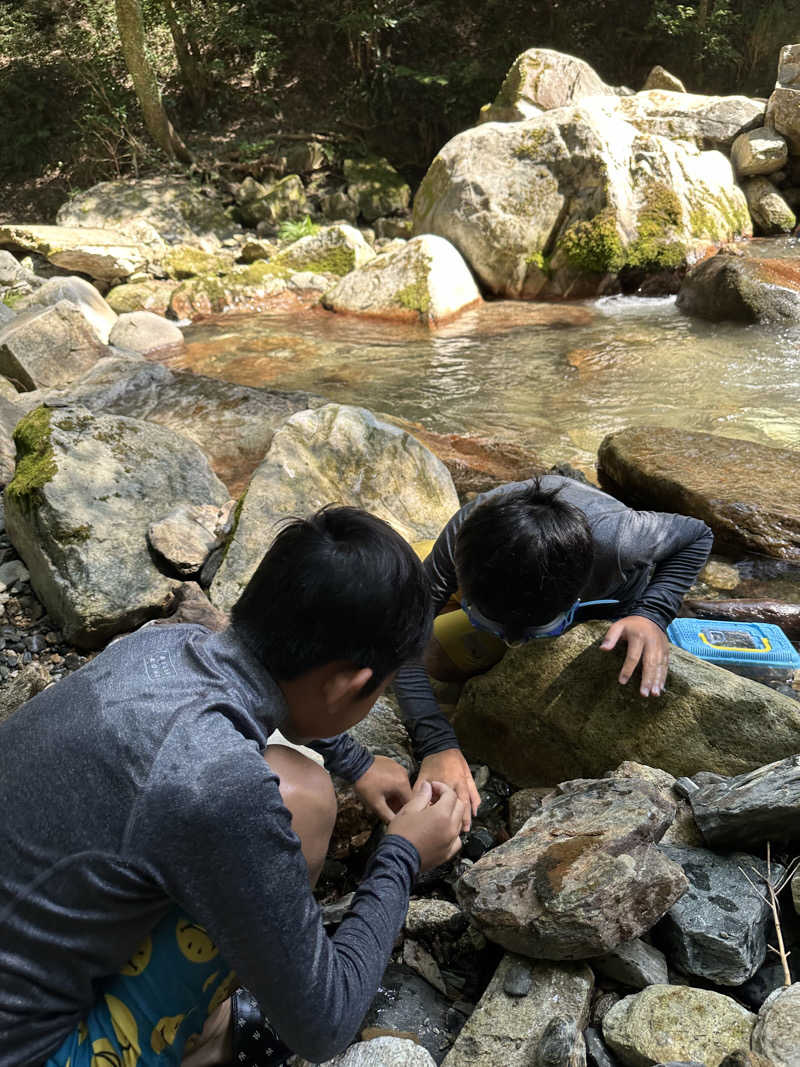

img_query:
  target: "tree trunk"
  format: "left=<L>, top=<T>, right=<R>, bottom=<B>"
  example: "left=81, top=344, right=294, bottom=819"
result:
left=162, top=0, right=208, bottom=109
left=114, top=0, right=193, bottom=163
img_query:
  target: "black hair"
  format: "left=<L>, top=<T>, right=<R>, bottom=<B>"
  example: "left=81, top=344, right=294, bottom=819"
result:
left=231, top=505, right=432, bottom=693
left=454, top=479, right=594, bottom=642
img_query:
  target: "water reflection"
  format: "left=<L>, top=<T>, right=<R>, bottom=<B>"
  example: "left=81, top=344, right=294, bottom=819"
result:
left=176, top=294, right=800, bottom=472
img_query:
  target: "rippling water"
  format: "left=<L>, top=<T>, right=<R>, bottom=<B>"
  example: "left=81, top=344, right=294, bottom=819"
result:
left=178, top=292, right=800, bottom=474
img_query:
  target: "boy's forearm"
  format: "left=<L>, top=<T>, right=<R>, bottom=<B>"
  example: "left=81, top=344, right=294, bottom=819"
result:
left=393, top=662, right=461, bottom=759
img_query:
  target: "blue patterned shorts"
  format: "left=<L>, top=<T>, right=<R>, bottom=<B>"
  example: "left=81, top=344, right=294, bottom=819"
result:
left=46, top=906, right=237, bottom=1066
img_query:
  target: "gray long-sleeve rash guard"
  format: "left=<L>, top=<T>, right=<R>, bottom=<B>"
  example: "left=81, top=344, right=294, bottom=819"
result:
left=394, top=476, right=714, bottom=758
left=0, top=625, right=418, bottom=1067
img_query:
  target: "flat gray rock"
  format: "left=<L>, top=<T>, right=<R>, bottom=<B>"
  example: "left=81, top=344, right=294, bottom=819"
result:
left=0, top=301, right=109, bottom=391
left=457, top=778, right=687, bottom=959
left=109, top=310, right=184, bottom=354
left=656, top=846, right=778, bottom=985
left=688, top=756, right=800, bottom=849
left=593, top=938, right=669, bottom=989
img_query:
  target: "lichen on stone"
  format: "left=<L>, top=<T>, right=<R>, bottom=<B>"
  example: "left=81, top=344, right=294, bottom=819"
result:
left=627, top=182, right=687, bottom=269
left=5, top=405, right=57, bottom=504
left=513, top=128, right=548, bottom=161
left=559, top=210, right=625, bottom=274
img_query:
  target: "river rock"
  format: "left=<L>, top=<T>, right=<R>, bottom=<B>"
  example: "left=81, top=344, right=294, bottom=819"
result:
left=413, top=97, right=750, bottom=300
left=613, top=91, right=764, bottom=152
left=478, top=48, right=614, bottom=124
left=742, top=177, right=796, bottom=234
left=593, top=939, right=669, bottom=990
left=105, top=280, right=179, bottom=315
left=3, top=404, right=228, bottom=647
left=605, top=762, right=701, bottom=847
left=405, top=899, right=468, bottom=943
left=441, top=954, right=593, bottom=1067
left=686, top=755, right=800, bottom=849
left=535, top=1017, right=586, bottom=1067
left=655, top=846, right=777, bottom=985
left=751, top=983, right=800, bottom=1067
left=0, top=249, right=40, bottom=297
left=361, top=962, right=464, bottom=1063
left=602, top=985, right=756, bottom=1066
left=211, top=402, right=459, bottom=610
left=168, top=261, right=288, bottom=319
left=456, top=777, right=687, bottom=959
left=108, top=311, right=184, bottom=354
left=272, top=224, right=375, bottom=276
left=323, top=234, right=480, bottom=325
left=160, top=244, right=235, bottom=280
left=56, top=176, right=233, bottom=249
left=147, top=501, right=234, bottom=577
left=584, top=1027, right=621, bottom=1067
left=598, top=425, right=800, bottom=559
left=343, top=157, right=411, bottom=222
left=13, top=276, right=117, bottom=344
left=316, top=1038, right=437, bottom=1067
left=50, top=354, right=314, bottom=495
left=0, top=224, right=146, bottom=283
left=677, top=248, right=800, bottom=323
left=0, top=661, right=51, bottom=726
left=452, top=621, right=800, bottom=788
left=0, top=302, right=109, bottom=391
left=508, top=788, right=549, bottom=835
left=731, top=128, right=789, bottom=178
left=251, top=175, right=309, bottom=230
left=348, top=692, right=414, bottom=773
left=719, top=1053, right=775, bottom=1067
left=643, top=67, right=686, bottom=93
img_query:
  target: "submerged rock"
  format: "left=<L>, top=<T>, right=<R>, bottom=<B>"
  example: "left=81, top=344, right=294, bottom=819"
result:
left=361, top=962, right=464, bottom=1063
left=323, top=234, right=481, bottom=326
left=0, top=302, right=109, bottom=391
left=3, top=404, right=228, bottom=647
left=211, top=403, right=459, bottom=610
left=441, top=953, right=593, bottom=1066
left=413, top=97, right=749, bottom=300
left=597, top=425, right=800, bottom=559
left=457, top=778, right=686, bottom=959
left=602, top=985, right=755, bottom=1066
left=452, top=621, right=800, bottom=788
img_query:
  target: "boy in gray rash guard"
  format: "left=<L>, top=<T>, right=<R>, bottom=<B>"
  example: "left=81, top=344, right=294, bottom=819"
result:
left=396, top=476, right=714, bottom=830
left=0, top=507, right=464, bottom=1067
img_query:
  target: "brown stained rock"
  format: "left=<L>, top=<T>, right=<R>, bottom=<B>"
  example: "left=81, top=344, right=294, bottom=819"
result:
left=597, top=426, right=800, bottom=559
left=677, top=251, right=800, bottom=324
left=605, top=761, right=701, bottom=847
left=456, top=778, right=687, bottom=960
left=683, top=599, right=800, bottom=641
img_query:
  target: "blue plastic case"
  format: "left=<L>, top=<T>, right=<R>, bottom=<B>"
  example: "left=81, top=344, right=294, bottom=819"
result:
left=667, top=618, right=800, bottom=671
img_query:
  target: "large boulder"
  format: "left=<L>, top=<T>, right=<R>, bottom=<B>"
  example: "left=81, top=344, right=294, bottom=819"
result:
left=323, top=235, right=481, bottom=325
left=478, top=48, right=614, bottom=124
left=0, top=224, right=146, bottom=283
left=211, top=403, right=459, bottom=611
left=56, top=176, right=233, bottom=249
left=456, top=777, right=687, bottom=959
left=440, top=954, right=593, bottom=1066
left=602, top=986, right=755, bottom=1067
left=0, top=302, right=108, bottom=391
left=108, top=311, right=184, bottom=354
left=731, top=128, right=789, bottom=178
left=343, top=157, right=411, bottom=222
left=272, top=224, right=375, bottom=276
left=14, top=276, right=117, bottom=343
left=676, top=249, right=800, bottom=323
left=597, top=425, right=800, bottom=559
left=452, top=621, right=800, bottom=788
left=3, top=404, right=228, bottom=646
left=44, top=354, right=315, bottom=496
left=413, top=98, right=750, bottom=299
left=613, top=90, right=764, bottom=152
left=168, top=261, right=288, bottom=319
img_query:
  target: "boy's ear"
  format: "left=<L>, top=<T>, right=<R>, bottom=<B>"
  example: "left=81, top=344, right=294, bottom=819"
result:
left=322, top=666, right=374, bottom=711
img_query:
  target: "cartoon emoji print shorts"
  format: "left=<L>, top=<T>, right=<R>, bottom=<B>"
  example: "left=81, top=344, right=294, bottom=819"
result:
left=46, top=906, right=238, bottom=1066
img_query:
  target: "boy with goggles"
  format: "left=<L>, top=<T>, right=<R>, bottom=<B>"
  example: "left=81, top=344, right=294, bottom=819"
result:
left=396, top=476, right=713, bottom=831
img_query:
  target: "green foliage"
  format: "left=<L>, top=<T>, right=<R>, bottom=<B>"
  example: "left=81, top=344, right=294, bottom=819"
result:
left=277, top=215, right=321, bottom=241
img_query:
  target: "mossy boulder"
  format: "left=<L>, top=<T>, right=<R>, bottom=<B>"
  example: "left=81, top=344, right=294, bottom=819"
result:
left=168, top=262, right=289, bottom=319
left=271, top=224, right=375, bottom=277
left=343, top=157, right=411, bottom=222
left=236, top=175, right=309, bottom=230
left=106, top=280, right=179, bottom=316
left=478, top=47, right=614, bottom=124
left=3, top=404, right=228, bottom=647
left=413, top=98, right=750, bottom=298
left=56, top=176, right=234, bottom=248
left=160, top=244, right=235, bottom=281
left=614, top=90, right=764, bottom=152
left=211, top=402, right=459, bottom=611
left=322, top=234, right=480, bottom=325
left=741, top=176, right=796, bottom=235
left=452, top=621, right=800, bottom=788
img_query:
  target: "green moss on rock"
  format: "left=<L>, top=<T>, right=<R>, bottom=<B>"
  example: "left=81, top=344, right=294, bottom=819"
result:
left=412, top=157, right=450, bottom=225
left=161, top=245, right=231, bottom=281
left=513, top=128, right=548, bottom=161
left=559, top=211, right=625, bottom=274
left=628, top=182, right=687, bottom=269
left=5, top=405, right=57, bottom=503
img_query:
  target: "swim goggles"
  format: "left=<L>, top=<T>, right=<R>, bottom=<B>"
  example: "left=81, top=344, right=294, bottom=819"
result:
left=461, top=597, right=620, bottom=646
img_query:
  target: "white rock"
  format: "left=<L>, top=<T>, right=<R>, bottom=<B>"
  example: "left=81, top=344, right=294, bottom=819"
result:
left=109, top=311, right=184, bottom=354
left=317, top=1037, right=436, bottom=1067
left=15, top=276, right=117, bottom=343
left=731, top=127, right=789, bottom=178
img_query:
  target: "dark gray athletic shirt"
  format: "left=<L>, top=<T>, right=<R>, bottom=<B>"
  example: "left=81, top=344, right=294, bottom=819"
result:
left=395, top=476, right=714, bottom=757
left=0, top=625, right=419, bottom=1066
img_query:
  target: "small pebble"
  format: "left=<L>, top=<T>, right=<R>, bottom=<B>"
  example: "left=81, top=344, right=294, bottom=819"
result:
left=503, top=961, right=533, bottom=997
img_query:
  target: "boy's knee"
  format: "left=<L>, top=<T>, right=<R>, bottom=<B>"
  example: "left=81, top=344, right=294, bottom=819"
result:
left=265, top=745, right=336, bottom=835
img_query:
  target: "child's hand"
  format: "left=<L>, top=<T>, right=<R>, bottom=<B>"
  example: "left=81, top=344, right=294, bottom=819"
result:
left=600, top=616, right=669, bottom=697
left=417, top=749, right=481, bottom=832
left=353, top=755, right=412, bottom=823
left=387, top=778, right=464, bottom=872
